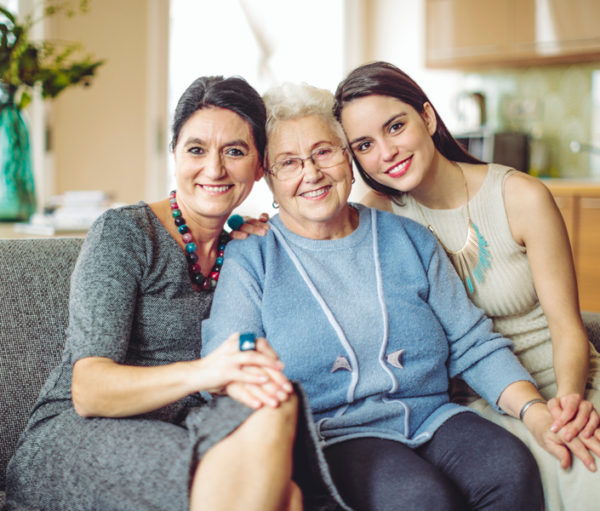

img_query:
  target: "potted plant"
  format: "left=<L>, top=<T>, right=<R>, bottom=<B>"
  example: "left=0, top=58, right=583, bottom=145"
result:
left=0, top=0, right=103, bottom=220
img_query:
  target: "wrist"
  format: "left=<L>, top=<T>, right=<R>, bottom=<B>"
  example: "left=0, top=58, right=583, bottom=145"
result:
left=519, top=398, right=546, bottom=421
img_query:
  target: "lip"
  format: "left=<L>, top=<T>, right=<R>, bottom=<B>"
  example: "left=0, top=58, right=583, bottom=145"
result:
left=386, top=155, right=413, bottom=178
left=298, top=185, right=331, bottom=200
left=198, top=184, right=233, bottom=195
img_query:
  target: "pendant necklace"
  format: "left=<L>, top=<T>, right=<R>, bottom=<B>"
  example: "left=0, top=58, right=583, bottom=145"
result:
left=412, top=166, right=491, bottom=293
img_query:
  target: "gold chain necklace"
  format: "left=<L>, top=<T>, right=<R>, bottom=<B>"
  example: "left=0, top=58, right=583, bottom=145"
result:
left=412, top=166, right=491, bottom=293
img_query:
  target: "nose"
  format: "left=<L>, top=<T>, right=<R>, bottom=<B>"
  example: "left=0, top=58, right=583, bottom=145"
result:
left=380, top=138, right=398, bottom=162
left=203, top=152, right=226, bottom=179
left=302, top=158, right=322, bottom=182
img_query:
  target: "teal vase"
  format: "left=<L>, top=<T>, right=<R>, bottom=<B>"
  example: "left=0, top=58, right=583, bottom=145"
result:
left=0, top=84, right=36, bottom=221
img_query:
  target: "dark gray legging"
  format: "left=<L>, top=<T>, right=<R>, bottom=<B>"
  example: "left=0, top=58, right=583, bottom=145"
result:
left=324, top=412, right=543, bottom=511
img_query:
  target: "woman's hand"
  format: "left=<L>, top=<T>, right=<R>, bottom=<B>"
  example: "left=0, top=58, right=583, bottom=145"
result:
left=523, top=401, right=599, bottom=472
left=194, top=333, right=287, bottom=396
left=224, top=338, right=294, bottom=409
left=548, top=394, right=600, bottom=440
left=229, top=213, right=270, bottom=240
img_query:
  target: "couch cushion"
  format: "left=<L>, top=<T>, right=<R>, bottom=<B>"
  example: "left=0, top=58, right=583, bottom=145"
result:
left=0, top=238, right=83, bottom=495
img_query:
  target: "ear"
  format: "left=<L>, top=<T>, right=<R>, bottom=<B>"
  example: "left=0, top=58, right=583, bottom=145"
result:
left=421, top=102, right=437, bottom=136
left=255, top=163, right=264, bottom=181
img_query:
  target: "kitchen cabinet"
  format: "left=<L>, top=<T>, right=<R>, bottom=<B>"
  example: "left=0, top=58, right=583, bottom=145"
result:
left=545, top=180, right=600, bottom=312
left=425, top=0, right=600, bottom=68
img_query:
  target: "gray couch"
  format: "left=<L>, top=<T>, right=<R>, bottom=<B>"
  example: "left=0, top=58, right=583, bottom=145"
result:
left=1, top=237, right=600, bottom=509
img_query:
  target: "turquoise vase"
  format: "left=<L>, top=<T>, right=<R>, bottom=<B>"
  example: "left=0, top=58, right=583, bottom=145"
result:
left=0, top=84, right=36, bottom=221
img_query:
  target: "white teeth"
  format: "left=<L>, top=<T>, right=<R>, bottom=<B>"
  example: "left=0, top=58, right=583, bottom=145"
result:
left=203, top=185, right=231, bottom=192
left=388, top=158, right=410, bottom=174
left=301, top=188, right=327, bottom=198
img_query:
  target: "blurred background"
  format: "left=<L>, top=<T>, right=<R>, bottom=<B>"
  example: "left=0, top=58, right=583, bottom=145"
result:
left=5, top=0, right=599, bottom=214
left=3, top=0, right=600, bottom=310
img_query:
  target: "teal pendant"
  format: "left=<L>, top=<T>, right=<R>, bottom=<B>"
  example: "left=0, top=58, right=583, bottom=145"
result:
left=447, top=220, right=491, bottom=294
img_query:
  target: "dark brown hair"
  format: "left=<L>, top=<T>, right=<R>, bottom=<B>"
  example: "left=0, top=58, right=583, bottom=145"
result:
left=171, top=75, right=267, bottom=162
left=334, top=61, right=481, bottom=198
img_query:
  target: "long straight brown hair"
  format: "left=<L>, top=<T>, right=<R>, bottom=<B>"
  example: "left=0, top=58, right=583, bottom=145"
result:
left=334, top=61, right=482, bottom=199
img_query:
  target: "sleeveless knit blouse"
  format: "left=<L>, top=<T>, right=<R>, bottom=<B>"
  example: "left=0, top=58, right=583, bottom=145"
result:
left=392, top=163, right=600, bottom=390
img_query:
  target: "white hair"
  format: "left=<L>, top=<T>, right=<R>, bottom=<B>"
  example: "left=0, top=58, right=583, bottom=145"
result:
left=262, top=82, right=348, bottom=167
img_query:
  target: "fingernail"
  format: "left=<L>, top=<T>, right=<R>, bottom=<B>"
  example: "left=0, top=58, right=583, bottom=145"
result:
left=590, top=462, right=597, bottom=472
left=284, top=382, right=293, bottom=392
left=550, top=425, right=558, bottom=432
left=277, top=391, right=287, bottom=401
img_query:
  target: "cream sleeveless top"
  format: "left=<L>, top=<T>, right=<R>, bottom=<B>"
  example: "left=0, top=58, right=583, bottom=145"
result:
left=392, top=163, right=600, bottom=390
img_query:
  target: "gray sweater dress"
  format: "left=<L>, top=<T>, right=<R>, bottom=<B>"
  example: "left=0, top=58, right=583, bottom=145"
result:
left=5, top=204, right=345, bottom=511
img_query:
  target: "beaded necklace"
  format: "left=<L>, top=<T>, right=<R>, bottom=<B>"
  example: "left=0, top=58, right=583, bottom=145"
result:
left=169, top=190, right=229, bottom=291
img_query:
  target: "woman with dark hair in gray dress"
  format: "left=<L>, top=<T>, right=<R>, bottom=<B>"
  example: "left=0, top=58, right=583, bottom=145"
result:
left=5, top=76, right=345, bottom=511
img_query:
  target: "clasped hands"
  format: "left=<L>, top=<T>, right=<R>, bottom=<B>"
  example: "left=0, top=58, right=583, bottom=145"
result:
left=529, top=393, right=600, bottom=472
left=202, top=332, right=293, bottom=410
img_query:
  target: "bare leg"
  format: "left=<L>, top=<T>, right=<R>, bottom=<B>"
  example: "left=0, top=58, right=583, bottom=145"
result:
left=190, top=394, right=302, bottom=511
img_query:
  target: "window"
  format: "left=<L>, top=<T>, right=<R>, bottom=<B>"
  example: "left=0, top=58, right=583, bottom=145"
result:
left=168, top=0, right=345, bottom=217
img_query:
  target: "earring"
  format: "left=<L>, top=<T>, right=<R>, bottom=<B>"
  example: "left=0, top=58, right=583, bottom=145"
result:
left=351, top=177, right=356, bottom=184
left=272, top=201, right=279, bottom=209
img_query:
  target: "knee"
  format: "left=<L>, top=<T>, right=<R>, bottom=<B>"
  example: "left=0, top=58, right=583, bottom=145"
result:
left=473, top=435, right=543, bottom=508
left=403, top=472, right=465, bottom=511
left=245, top=392, right=299, bottom=447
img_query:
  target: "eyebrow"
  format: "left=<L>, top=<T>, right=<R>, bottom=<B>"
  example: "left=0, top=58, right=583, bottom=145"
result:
left=272, top=140, right=334, bottom=161
left=183, top=137, right=251, bottom=148
left=348, top=112, right=408, bottom=146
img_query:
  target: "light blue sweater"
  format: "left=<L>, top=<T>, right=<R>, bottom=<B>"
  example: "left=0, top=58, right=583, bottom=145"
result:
left=202, top=205, right=534, bottom=447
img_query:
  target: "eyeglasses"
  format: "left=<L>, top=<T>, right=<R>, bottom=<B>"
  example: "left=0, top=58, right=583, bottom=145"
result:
left=267, top=145, right=347, bottom=181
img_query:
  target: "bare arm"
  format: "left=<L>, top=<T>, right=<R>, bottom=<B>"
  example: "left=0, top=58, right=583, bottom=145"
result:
left=72, top=334, right=289, bottom=418
left=504, top=173, right=598, bottom=436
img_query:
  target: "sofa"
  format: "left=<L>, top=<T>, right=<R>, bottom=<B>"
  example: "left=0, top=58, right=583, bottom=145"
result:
left=1, top=237, right=600, bottom=509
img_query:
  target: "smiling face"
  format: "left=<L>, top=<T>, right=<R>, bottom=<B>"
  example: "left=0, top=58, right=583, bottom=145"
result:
left=266, top=115, right=354, bottom=239
left=340, top=95, right=438, bottom=194
left=173, top=106, right=263, bottom=223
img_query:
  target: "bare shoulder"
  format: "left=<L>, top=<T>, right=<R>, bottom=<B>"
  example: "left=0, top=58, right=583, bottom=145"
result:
left=503, top=171, right=562, bottom=244
left=503, top=171, right=555, bottom=212
left=361, top=190, right=393, bottom=212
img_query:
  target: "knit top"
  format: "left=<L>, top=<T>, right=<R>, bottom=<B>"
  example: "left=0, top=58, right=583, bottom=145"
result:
left=202, top=204, right=534, bottom=447
left=393, top=163, right=600, bottom=389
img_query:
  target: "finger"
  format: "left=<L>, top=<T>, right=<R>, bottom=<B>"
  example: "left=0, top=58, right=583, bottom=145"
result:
left=547, top=398, right=563, bottom=423
left=544, top=438, right=572, bottom=469
left=239, top=221, right=268, bottom=236
left=579, top=433, right=600, bottom=460
left=562, top=402, right=594, bottom=441
left=263, top=366, right=293, bottom=394
left=229, top=230, right=249, bottom=240
left=255, top=337, right=280, bottom=360
left=243, top=365, right=292, bottom=399
left=551, top=399, right=581, bottom=434
left=243, top=381, right=283, bottom=408
left=565, top=436, right=597, bottom=472
left=581, top=411, right=600, bottom=438
left=226, top=382, right=263, bottom=409
left=235, top=351, right=285, bottom=371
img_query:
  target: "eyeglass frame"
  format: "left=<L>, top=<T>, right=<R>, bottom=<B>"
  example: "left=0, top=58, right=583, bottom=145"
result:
left=265, top=144, right=348, bottom=180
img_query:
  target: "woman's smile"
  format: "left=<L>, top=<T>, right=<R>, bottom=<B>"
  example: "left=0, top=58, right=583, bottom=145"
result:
left=198, top=183, right=234, bottom=195
left=299, top=185, right=332, bottom=200
left=386, top=155, right=413, bottom=178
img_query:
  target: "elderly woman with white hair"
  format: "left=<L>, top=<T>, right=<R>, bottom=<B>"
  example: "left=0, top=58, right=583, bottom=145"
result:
left=201, top=83, right=555, bottom=511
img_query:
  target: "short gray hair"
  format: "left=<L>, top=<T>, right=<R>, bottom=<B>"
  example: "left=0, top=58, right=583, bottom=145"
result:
left=262, top=82, right=347, bottom=167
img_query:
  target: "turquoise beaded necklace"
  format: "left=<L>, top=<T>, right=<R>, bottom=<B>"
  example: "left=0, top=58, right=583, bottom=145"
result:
left=169, top=190, right=229, bottom=291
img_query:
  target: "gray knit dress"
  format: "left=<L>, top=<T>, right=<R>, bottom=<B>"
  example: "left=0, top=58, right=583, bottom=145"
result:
left=5, top=203, right=345, bottom=511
